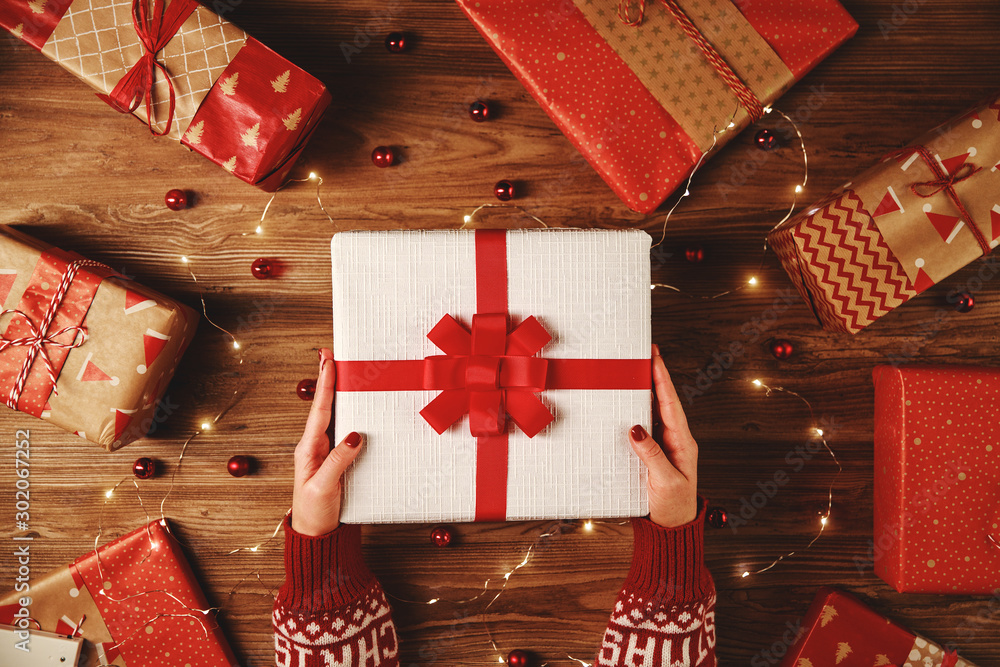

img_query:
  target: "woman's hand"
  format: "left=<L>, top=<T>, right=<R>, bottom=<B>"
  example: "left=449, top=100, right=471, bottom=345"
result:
left=291, top=348, right=364, bottom=536
left=628, top=344, right=699, bottom=528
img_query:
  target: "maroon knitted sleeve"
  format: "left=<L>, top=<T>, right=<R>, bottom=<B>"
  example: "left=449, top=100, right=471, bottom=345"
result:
left=596, top=501, right=717, bottom=666
left=273, top=517, right=399, bottom=667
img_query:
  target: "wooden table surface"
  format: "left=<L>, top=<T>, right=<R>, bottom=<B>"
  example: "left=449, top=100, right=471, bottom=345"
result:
left=2, top=0, right=1000, bottom=664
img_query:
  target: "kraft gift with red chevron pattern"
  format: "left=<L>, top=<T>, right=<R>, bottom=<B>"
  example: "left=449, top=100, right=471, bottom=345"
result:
left=768, top=91, right=1000, bottom=334
left=0, top=225, right=197, bottom=450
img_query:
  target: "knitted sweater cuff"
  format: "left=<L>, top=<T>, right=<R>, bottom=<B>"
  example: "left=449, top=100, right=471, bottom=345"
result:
left=626, top=499, right=713, bottom=605
left=276, top=516, right=376, bottom=614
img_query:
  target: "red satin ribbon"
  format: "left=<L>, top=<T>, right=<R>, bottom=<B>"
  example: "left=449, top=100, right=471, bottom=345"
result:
left=97, top=0, right=198, bottom=136
left=336, top=229, right=650, bottom=520
left=887, top=145, right=989, bottom=256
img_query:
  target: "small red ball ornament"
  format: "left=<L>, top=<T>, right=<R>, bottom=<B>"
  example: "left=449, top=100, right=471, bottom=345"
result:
left=372, top=146, right=395, bottom=168
left=227, top=455, right=252, bottom=477
left=754, top=129, right=778, bottom=151
left=251, top=258, right=274, bottom=279
left=469, top=101, right=490, bottom=122
left=706, top=507, right=728, bottom=529
left=430, top=525, right=453, bottom=547
left=769, top=339, right=794, bottom=360
left=164, top=189, right=187, bottom=211
left=133, top=457, right=156, bottom=479
left=684, top=246, right=704, bottom=263
left=385, top=32, right=406, bottom=53
left=507, top=650, right=531, bottom=667
left=494, top=180, right=515, bottom=201
left=954, top=291, right=975, bottom=313
left=297, top=379, right=317, bottom=401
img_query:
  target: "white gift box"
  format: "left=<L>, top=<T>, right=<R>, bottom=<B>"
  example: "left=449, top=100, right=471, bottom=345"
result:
left=331, top=229, right=651, bottom=523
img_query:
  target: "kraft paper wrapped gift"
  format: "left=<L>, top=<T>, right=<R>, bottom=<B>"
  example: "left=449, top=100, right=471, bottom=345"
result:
left=780, top=587, right=978, bottom=667
left=331, top=229, right=651, bottom=523
left=0, top=225, right=197, bottom=450
left=0, top=0, right=331, bottom=191
left=873, top=365, right=1000, bottom=594
left=0, top=520, right=238, bottom=667
left=769, top=91, right=1000, bottom=334
left=456, top=0, right=857, bottom=213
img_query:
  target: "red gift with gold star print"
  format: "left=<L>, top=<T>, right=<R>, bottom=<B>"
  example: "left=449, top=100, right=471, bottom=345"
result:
left=0, top=224, right=197, bottom=450
left=0, top=0, right=330, bottom=190
left=780, top=587, right=979, bottom=667
left=768, top=92, right=1000, bottom=334
left=873, top=365, right=1000, bottom=594
left=456, top=0, right=857, bottom=213
left=0, top=519, right=238, bottom=667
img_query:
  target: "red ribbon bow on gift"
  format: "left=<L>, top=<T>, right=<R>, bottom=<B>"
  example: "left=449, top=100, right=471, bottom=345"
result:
left=97, top=0, right=198, bottom=136
left=0, top=259, right=105, bottom=410
left=419, top=313, right=555, bottom=438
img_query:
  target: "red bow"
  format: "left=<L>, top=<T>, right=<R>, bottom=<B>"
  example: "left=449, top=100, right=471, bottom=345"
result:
left=419, top=313, right=555, bottom=438
left=97, top=0, right=198, bottom=136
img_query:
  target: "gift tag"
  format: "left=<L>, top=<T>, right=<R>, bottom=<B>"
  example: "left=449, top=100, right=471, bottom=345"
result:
left=0, top=624, right=83, bottom=666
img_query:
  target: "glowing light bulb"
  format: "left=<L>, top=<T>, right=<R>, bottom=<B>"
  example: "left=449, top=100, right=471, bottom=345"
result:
left=752, top=379, right=762, bottom=386
left=763, top=106, right=773, bottom=114
left=250, top=546, right=258, bottom=552
left=748, top=277, right=758, bottom=285
left=649, top=284, right=655, bottom=290
left=232, top=341, right=241, bottom=350
left=105, top=489, right=114, bottom=498
left=308, top=172, right=317, bottom=180
left=814, top=428, right=824, bottom=437
left=794, top=185, right=803, bottom=193
left=742, top=571, right=750, bottom=578
left=727, top=122, right=735, bottom=129
left=180, top=256, right=189, bottom=264
left=463, top=215, right=472, bottom=224
left=820, top=516, right=828, bottom=527
left=201, top=422, right=211, bottom=430
left=584, top=521, right=594, bottom=532
left=255, top=226, right=263, bottom=235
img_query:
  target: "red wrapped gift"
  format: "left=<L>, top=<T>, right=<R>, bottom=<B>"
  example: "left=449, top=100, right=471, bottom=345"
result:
left=0, top=520, right=237, bottom=667
left=456, top=0, right=857, bottom=213
left=0, top=0, right=330, bottom=191
left=780, top=587, right=977, bottom=667
left=873, top=365, right=1000, bottom=594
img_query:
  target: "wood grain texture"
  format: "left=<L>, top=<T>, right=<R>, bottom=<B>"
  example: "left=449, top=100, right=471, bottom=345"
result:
left=1, top=0, right=1000, bottom=664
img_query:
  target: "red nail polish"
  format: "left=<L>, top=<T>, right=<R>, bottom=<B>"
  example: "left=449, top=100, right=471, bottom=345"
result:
left=344, top=432, right=362, bottom=447
left=630, top=425, right=648, bottom=441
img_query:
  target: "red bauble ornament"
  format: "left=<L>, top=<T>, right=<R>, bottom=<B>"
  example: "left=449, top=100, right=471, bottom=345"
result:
left=706, top=507, right=728, bottom=529
left=227, top=455, right=252, bottom=477
left=372, top=146, right=395, bottom=168
left=754, top=129, right=778, bottom=151
left=385, top=32, right=406, bottom=53
left=164, top=189, right=187, bottom=211
left=430, top=525, right=453, bottom=547
left=768, top=339, right=794, bottom=360
left=507, top=650, right=531, bottom=667
left=494, top=180, right=515, bottom=201
left=251, top=258, right=274, bottom=279
left=297, top=379, right=317, bottom=401
left=469, top=101, right=490, bottom=122
left=684, top=246, right=704, bottom=263
left=132, top=457, right=156, bottom=479
left=954, top=291, right=975, bottom=313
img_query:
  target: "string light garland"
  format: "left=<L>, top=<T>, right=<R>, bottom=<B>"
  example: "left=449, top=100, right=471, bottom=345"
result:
left=245, top=171, right=334, bottom=238
left=738, top=377, right=842, bottom=579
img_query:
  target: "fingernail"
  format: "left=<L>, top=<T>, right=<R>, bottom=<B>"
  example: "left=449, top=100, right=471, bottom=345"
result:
left=344, top=431, right=362, bottom=448
left=318, top=349, right=333, bottom=372
left=651, top=343, right=660, bottom=356
left=630, top=425, right=648, bottom=441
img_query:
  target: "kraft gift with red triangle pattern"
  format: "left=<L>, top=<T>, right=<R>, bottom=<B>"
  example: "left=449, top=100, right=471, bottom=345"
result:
left=0, top=0, right=330, bottom=191
left=0, top=225, right=197, bottom=450
left=456, top=0, right=857, bottom=213
left=779, top=587, right=978, bottom=667
left=0, top=519, right=238, bottom=667
left=768, top=91, right=1000, bottom=334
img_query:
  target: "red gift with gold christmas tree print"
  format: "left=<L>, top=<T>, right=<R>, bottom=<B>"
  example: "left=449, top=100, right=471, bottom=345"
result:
left=455, top=0, right=857, bottom=213
left=0, top=224, right=197, bottom=450
left=0, top=519, right=238, bottom=667
left=780, top=587, right=978, bottom=667
left=873, top=365, right=1000, bottom=594
left=0, top=0, right=330, bottom=191
left=768, top=92, right=1000, bottom=334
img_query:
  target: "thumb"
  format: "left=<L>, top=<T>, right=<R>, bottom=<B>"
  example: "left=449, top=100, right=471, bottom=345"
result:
left=628, top=424, right=675, bottom=477
left=310, top=431, right=364, bottom=490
